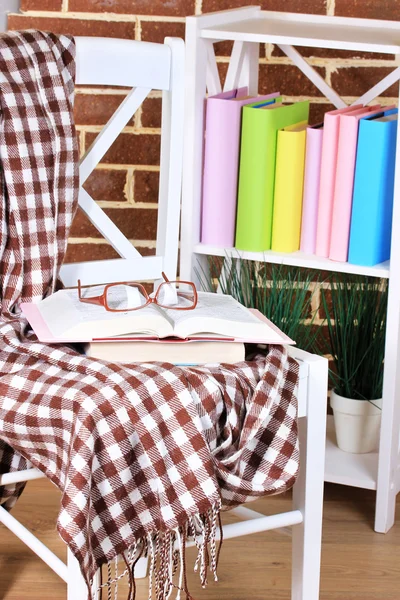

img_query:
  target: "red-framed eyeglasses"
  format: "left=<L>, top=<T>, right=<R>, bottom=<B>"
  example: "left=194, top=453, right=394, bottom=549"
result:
left=77, top=272, right=198, bottom=312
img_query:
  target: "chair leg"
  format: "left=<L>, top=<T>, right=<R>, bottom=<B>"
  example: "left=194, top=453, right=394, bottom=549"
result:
left=67, top=548, right=100, bottom=600
left=135, top=555, right=149, bottom=579
left=291, top=357, right=328, bottom=600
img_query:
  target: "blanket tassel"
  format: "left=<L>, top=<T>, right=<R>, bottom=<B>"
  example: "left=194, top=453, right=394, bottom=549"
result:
left=98, top=500, right=222, bottom=600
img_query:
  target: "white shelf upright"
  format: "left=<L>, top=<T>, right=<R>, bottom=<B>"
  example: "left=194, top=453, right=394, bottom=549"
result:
left=180, top=6, right=400, bottom=533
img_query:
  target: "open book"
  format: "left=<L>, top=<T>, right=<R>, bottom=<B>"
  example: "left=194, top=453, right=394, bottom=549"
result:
left=21, top=289, right=294, bottom=345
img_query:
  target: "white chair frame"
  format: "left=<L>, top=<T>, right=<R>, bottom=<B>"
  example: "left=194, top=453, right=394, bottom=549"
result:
left=0, top=35, right=185, bottom=598
left=0, top=34, right=329, bottom=600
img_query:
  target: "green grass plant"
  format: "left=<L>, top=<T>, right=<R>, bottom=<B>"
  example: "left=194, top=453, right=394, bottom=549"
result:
left=320, top=273, right=387, bottom=401
left=195, top=256, right=320, bottom=352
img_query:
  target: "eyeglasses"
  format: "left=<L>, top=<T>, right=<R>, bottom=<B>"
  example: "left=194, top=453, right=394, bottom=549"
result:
left=77, top=272, right=198, bottom=312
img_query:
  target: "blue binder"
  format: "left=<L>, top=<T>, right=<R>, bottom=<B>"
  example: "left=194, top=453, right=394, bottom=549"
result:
left=348, top=109, right=398, bottom=267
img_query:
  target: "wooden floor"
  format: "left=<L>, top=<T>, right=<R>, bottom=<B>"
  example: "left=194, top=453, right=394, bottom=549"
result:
left=0, top=479, right=399, bottom=599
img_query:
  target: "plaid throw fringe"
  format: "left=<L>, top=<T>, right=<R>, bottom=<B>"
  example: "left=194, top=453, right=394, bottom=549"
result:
left=0, top=31, right=300, bottom=599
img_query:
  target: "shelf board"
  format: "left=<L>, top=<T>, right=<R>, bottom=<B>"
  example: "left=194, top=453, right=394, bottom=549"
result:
left=201, top=11, right=400, bottom=55
left=325, top=416, right=378, bottom=490
left=193, top=244, right=390, bottom=278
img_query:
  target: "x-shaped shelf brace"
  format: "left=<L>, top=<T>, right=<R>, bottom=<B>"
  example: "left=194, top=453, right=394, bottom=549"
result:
left=205, top=38, right=400, bottom=110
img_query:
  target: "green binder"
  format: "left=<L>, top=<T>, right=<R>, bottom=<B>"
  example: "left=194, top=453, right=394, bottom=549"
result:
left=235, top=100, right=310, bottom=252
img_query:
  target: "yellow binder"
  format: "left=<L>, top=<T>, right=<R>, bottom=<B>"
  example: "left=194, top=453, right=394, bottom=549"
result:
left=271, top=121, right=308, bottom=253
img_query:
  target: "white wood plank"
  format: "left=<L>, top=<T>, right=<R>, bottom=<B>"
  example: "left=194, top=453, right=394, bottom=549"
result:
left=0, top=469, right=44, bottom=485
left=75, top=37, right=171, bottom=90
left=206, top=41, right=222, bottom=96
left=325, top=416, right=378, bottom=490
left=201, top=15, right=400, bottom=54
left=180, top=19, right=209, bottom=282
left=186, top=6, right=261, bottom=31
left=375, top=77, right=400, bottom=533
left=193, top=243, right=390, bottom=278
left=292, top=353, right=328, bottom=600
left=67, top=550, right=88, bottom=600
left=223, top=40, right=246, bottom=92
left=239, top=41, right=259, bottom=96
left=156, top=37, right=185, bottom=280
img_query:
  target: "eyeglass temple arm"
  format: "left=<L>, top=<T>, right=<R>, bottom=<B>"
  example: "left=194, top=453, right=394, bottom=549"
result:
left=161, top=272, right=170, bottom=283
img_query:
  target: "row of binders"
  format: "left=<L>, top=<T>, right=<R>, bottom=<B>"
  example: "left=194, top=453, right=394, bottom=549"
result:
left=201, top=87, right=398, bottom=267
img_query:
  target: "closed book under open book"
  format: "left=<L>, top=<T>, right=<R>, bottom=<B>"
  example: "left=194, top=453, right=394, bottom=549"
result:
left=21, top=291, right=295, bottom=345
left=85, top=339, right=246, bottom=365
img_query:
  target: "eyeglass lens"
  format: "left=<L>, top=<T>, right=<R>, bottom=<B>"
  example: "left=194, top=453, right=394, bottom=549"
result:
left=106, top=284, right=148, bottom=310
left=156, top=282, right=195, bottom=309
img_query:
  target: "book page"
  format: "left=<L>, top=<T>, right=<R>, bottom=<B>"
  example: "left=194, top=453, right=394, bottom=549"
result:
left=166, top=292, right=285, bottom=342
left=37, top=287, right=174, bottom=339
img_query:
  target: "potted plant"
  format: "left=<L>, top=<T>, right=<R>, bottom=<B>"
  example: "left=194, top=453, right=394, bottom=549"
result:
left=320, top=273, right=388, bottom=454
left=195, top=256, right=321, bottom=352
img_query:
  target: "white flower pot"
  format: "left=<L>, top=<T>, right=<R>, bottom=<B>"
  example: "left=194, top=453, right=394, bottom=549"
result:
left=330, top=390, right=382, bottom=454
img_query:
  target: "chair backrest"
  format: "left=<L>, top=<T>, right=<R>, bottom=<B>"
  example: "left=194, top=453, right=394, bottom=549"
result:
left=59, top=37, right=185, bottom=288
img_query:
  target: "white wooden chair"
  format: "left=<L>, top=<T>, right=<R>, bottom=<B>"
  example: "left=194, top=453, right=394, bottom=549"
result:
left=0, top=35, right=185, bottom=599
left=0, top=35, right=329, bottom=600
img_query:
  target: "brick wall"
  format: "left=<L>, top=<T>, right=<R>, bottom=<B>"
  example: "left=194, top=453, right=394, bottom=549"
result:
left=7, top=0, right=398, bottom=274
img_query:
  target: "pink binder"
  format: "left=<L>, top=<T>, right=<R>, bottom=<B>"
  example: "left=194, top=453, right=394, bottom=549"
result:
left=300, top=123, right=323, bottom=254
left=201, top=88, right=280, bottom=247
left=315, top=104, right=363, bottom=258
left=329, top=104, right=394, bottom=262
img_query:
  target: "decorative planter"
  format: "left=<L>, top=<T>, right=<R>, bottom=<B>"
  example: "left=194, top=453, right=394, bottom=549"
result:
left=330, top=390, right=382, bottom=454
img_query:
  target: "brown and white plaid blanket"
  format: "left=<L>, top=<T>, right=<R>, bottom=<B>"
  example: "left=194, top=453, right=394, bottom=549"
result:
left=0, top=31, right=300, bottom=599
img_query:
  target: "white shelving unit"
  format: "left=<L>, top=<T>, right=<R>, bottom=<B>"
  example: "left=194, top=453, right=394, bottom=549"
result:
left=180, top=6, right=400, bottom=533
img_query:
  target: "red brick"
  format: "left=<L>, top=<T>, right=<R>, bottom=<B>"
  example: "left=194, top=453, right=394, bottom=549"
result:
left=85, top=132, right=161, bottom=166
left=259, top=64, right=325, bottom=97
left=7, top=15, right=135, bottom=39
left=141, top=97, right=162, bottom=128
left=134, top=170, right=159, bottom=203
left=331, top=66, right=399, bottom=98
left=64, top=242, right=156, bottom=263
left=319, top=288, right=333, bottom=321
left=21, top=0, right=62, bottom=9
left=217, top=62, right=229, bottom=91
left=70, top=207, right=158, bottom=240
left=83, top=169, right=128, bottom=202
left=309, top=103, right=335, bottom=124
left=140, top=21, right=185, bottom=44
left=214, top=39, right=265, bottom=58
left=202, top=0, right=325, bottom=14
left=69, top=0, right=195, bottom=16
left=64, top=242, right=119, bottom=263
left=74, top=94, right=125, bottom=126
left=335, top=0, right=400, bottom=20
left=272, top=45, right=394, bottom=61
left=137, top=246, right=156, bottom=257
left=213, top=40, right=234, bottom=58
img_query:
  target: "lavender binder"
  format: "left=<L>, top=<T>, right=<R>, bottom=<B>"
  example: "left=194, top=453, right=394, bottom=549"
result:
left=300, top=124, right=323, bottom=254
left=201, top=88, right=280, bottom=247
